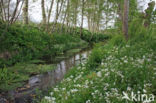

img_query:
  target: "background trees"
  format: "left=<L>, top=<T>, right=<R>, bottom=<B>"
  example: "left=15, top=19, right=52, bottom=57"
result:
left=0, top=0, right=24, bottom=24
left=0, top=0, right=155, bottom=40
left=23, top=0, right=29, bottom=24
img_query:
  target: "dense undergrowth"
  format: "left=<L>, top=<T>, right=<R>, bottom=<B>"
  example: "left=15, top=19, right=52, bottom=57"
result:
left=0, top=23, right=109, bottom=92
left=41, top=25, right=156, bottom=103
left=0, top=23, right=109, bottom=68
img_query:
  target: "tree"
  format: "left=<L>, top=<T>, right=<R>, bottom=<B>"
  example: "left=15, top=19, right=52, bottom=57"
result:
left=61, top=0, right=69, bottom=33
left=80, top=0, right=85, bottom=37
left=0, top=0, right=23, bottom=24
left=23, top=0, right=29, bottom=24
left=47, top=0, right=54, bottom=31
left=122, top=0, right=129, bottom=40
left=144, top=1, right=155, bottom=27
left=41, top=0, right=46, bottom=25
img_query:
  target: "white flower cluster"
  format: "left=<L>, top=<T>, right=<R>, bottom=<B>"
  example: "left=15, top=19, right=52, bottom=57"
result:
left=43, top=44, right=155, bottom=103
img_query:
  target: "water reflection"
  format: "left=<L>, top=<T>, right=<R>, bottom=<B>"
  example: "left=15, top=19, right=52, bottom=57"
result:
left=14, top=49, right=91, bottom=102
left=31, top=50, right=90, bottom=88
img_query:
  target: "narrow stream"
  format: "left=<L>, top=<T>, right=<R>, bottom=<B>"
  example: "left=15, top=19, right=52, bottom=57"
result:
left=7, top=48, right=91, bottom=103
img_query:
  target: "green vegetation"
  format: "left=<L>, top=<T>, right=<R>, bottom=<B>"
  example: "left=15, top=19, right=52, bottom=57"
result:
left=0, top=23, right=109, bottom=92
left=0, top=0, right=156, bottom=102
left=0, top=23, right=109, bottom=68
left=41, top=25, right=156, bottom=103
left=0, top=24, right=82, bottom=67
left=0, top=63, right=56, bottom=91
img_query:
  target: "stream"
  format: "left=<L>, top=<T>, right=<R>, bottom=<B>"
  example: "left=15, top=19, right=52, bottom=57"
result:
left=1, top=48, right=91, bottom=103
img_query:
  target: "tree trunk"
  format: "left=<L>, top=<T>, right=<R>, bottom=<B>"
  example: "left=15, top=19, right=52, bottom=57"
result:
left=41, top=0, right=46, bottom=25
left=51, top=0, right=60, bottom=32
left=47, top=0, right=54, bottom=32
left=122, top=0, right=129, bottom=40
left=0, top=0, right=4, bottom=21
left=10, top=0, right=20, bottom=24
left=61, top=0, right=69, bottom=33
left=7, top=0, right=11, bottom=21
left=73, top=2, right=78, bottom=34
left=23, top=0, right=29, bottom=24
left=80, top=0, right=84, bottom=37
left=0, top=0, right=7, bottom=21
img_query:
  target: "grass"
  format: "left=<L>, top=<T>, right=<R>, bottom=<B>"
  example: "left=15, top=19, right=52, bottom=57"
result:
left=0, top=63, right=56, bottom=92
left=41, top=27, right=156, bottom=103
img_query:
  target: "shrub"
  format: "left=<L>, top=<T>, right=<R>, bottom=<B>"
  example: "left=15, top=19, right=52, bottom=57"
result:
left=86, top=44, right=103, bottom=70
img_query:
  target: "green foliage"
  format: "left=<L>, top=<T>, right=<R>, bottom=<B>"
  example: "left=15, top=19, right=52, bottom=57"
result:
left=0, top=63, right=56, bottom=91
left=81, top=29, right=110, bottom=43
left=41, top=26, right=156, bottom=103
left=0, top=24, right=91, bottom=68
left=86, top=44, right=103, bottom=70
left=0, top=67, right=28, bottom=91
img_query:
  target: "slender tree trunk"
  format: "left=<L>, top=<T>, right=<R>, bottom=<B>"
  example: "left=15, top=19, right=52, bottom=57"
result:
left=52, top=0, right=60, bottom=32
left=92, top=5, right=96, bottom=33
left=41, top=0, right=46, bottom=25
left=87, top=15, right=91, bottom=31
left=0, top=0, right=7, bottom=21
left=61, top=0, right=69, bottom=33
left=122, top=0, right=129, bottom=40
left=7, top=0, right=11, bottom=21
left=73, top=2, right=78, bottom=34
left=10, top=0, right=20, bottom=24
left=47, top=0, right=54, bottom=31
left=55, top=0, right=64, bottom=32
left=23, top=0, right=29, bottom=24
left=0, top=0, right=4, bottom=21
left=14, top=1, right=24, bottom=23
left=80, top=0, right=84, bottom=37
left=61, top=10, right=67, bottom=33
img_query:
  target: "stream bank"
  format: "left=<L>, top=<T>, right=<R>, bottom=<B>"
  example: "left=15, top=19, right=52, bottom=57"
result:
left=0, top=47, right=92, bottom=103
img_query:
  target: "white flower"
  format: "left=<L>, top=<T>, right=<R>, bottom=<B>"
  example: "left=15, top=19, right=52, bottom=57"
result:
left=137, top=59, right=144, bottom=64
left=71, top=89, right=78, bottom=93
left=66, top=78, right=71, bottom=81
left=50, top=92, right=54, bottom=96
left=75, top=84, right=81, bottom=88
left=45, top=96, right=51, bottom=100
left=97, top=71, right=102, bottom=77
left=86, top=100, right=91, bottom=103
left=90, top=81, right=93, bottom=84
left=143, top=89, right=147, bottom=93
left=70, top=75, right=74, bottom=78
left=51, top=97, right=56, bottom=101
left=65, top=96, right=68, bottom=100
left=54, top=88, right=59, bottom=92
left=147, top=59, right=151, bottom=62
left=44, top=96, right=56, bottom=103
left=127, top=87, right=131, bottom=91
left=124, top=60, right=128, bottom=63
left=62, top=88, right=66, bottom=91
left=85, top=80, right=89, bottom=85
left=95, top=90, right=99, bottom=93
left=105, top=72, right=110, bottom=77
left=126, top=45, right=130, bottom=48
left=84, top=85, right=89, bottom=88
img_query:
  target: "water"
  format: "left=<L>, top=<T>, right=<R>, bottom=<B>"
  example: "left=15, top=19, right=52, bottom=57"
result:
left=6, top=49, right=91, bottom=103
